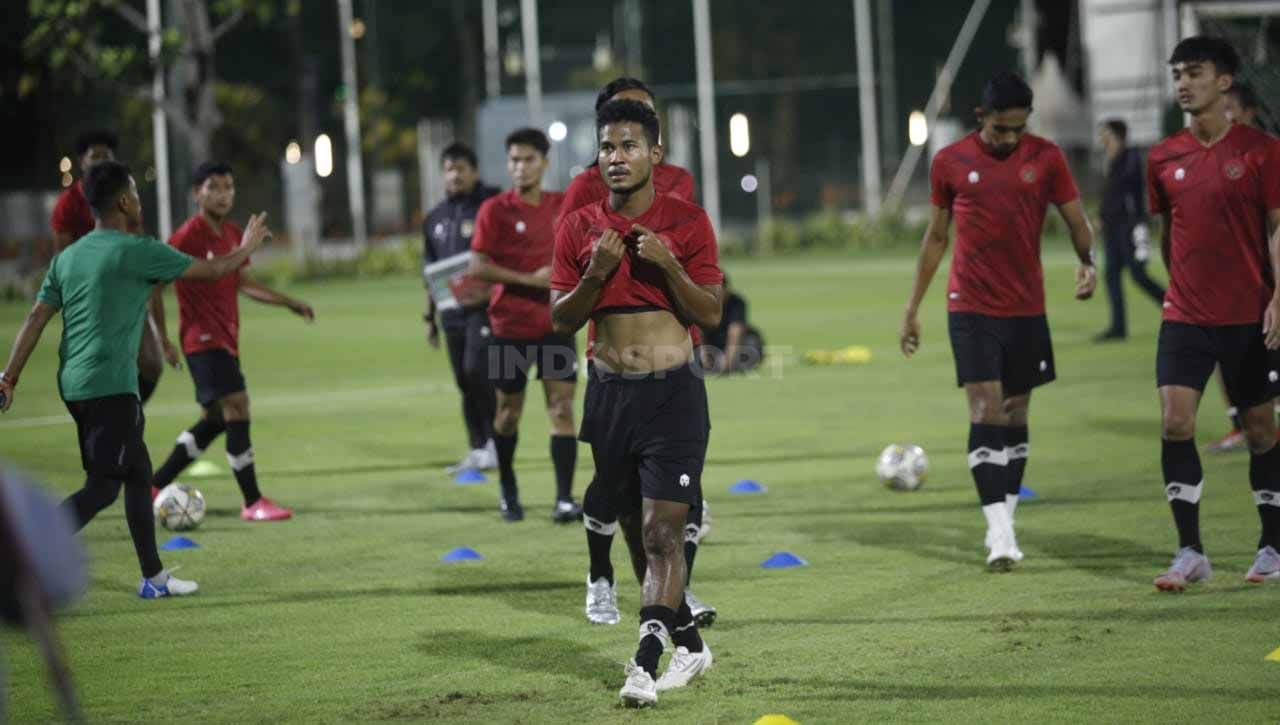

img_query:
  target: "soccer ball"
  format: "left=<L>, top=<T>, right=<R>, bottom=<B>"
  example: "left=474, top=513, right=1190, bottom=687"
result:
left=153, top=483, right=206, bottom=531
left=876, top=444, right=928, bottom=491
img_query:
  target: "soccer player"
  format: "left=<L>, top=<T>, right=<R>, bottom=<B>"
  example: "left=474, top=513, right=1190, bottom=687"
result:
left=1095, top=118, right=1165, bottom=342
left=1145, top=37, right=1280, bottom=590
left=423, top=142, right=501, bottom=473
left=552, top=99, right=722, bottom=706
left=561, top=77, right=717, bottom=630
left=0, top=160, right=270, bottom=596
left=899, top=71, right=1097, bottom=571
left=468, top=129, right=580, bottom=523
left=150, top=162, right=306, bottom=522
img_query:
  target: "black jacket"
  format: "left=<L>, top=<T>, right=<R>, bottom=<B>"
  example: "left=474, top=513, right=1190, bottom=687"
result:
left=1100, top=147, right=1144, bottom=226
left=423, top=183, right=500, bottom=323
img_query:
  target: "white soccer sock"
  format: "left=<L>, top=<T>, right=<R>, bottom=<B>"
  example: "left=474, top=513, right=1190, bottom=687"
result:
left=1005, top=493, right=1019, bottom=519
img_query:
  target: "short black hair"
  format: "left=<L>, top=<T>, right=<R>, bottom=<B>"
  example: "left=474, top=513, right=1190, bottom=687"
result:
left=191, top=161, right=233, bottom=189
left=83, top=160, right=132, bottom=217
left=1169, top=35, right=1240, bottom=76
left=981, top=71, right=1034, bottom=112
left=74, top=129, right=118, bottom=158
left=441, top=142, right=477, bottom=168
left=1227, top=81, right=1260, bottom=110
left=505, top=128, right=550, bottom=156
left=596, top=99, right=661, bottom=148
left=595, top=77, right=654, bottom=112
left=1102, top=118, right=1128, bottom=141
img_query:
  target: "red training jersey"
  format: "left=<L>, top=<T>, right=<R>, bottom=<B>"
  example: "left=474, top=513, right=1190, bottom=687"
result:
left=552, top=193, right=723, bottom=331
left=930, top=132, right=1080, bottom=317
left=1147, top=124, right=1280, bottom=326
left=169, top=215, right=247, bottom=356
left=471, top=189, right=564, bottom=340
left=50, top=181, right=96, bottom=245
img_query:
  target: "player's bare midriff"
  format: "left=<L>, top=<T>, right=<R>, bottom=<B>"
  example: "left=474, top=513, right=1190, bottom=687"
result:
left=593, top=308, right=692, bottom=374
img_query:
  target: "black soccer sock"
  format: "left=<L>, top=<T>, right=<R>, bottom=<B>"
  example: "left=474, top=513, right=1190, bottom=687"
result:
left=1162, top=438, right=1204, bottom=552
left=635, top=605, right=675, bottom=678
left=494, top=432, right=519, bottom=501
left=138, top=375, right=159, bottom=405
left=123, top=476, right=164, bottom=578
left=968, top=423, right=1009, bottom=505
left=1248, top=444, right=1280, bottom=550
left=673, top=598, right=705, bottom=653
left=1005, top=425, right=1029, bottom=498
left=1228, top=406, right=1243, bottom=432
left=583, top=478, right=616, bottom=584
left=683, top=504, right=701, bottom=585
left=550, top=434, right=577, bottom=502
left=225, top=421, right=262, bottom=507
left=61, top=474, right=122, bottom=530
left=153, top=419, right=225, bottom=489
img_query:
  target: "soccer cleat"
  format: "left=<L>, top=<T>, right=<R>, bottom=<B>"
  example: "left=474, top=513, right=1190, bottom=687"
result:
left=697, top=499, right=712, bottom=542
left=241, top=497, right=293, bottom=522
left=499, top=497, right=524, bottom=522
left=1154, top=547, right=1212, bottom=592
left=618, top=660, right=658, bottom=707
left=552, top=499, right=583, bottom=524
left=986, top=528, right=1020, bottom=572
left=138, top=569, right=198, bottom=599
left=585, top=576, right=620, bottom=625
left=477, top=439, right=498, bottom=470
left=445, top=449, right=483, bottom=474
left=1205, top=429, right=1246, bottom=453
left=656, top=644, right=712, bottom=691
left=684, top=589, right=717, bottom=628
left=1245, top=546, right=1280, bottom=583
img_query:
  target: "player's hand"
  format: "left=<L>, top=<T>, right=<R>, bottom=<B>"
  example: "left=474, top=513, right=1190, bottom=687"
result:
left=0, top=374, right=14, bottom=413
left=1265, top=294, right=1280, bottom=350
left=161, top=338, right=183, bottom=370
left=632, top=224, right=678, bottom=273
left=289, top=299, right=316, bottom=323
left=425, top=318, right=440, bottom=349
left=528, top=265, right=553, bottom=289
left=239, top=212, right=271, bottom=251
left=1074, top=264, right=1097, bottom=300
left=900, top=312, right=921, bottom=358
left=586, top=229, right=625, bottom=280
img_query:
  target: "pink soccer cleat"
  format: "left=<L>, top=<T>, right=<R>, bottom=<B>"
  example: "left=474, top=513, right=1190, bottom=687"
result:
left=241, top=497, right=293, bottom=522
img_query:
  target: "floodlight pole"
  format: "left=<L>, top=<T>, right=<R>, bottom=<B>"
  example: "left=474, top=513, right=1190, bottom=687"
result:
left=337, top=0, right=368, bottom=251
left=147, top=0, right=172, bottom=242
left=853, top=0, right=881, bottom=215
left=483, top=0, right=500, bottom=99
left=692, top=0, right=722, bottom=233
left=521, top=0, right=543, bottom=125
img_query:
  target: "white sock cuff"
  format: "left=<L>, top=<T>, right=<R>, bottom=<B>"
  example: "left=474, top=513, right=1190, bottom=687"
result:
left=1254, top=489, right=1280, bottom=508
left=177, top=431, right=204, bottom=459
left=684, top=523, right=701, bottom=543
left=1165, top=480, right=1203, bottom=504
left=1007, top=443, right=1029, bottom=460
left=583, top=515, right=617, bottom=536
left=969, top=447, right=1009, bottom=469
left=638, top=619, right=671, bottom=649
left=227, top=448, right=254, bottom=472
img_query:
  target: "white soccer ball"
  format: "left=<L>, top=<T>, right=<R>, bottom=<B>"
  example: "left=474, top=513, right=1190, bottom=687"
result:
left=153, top=483, right=206, bottom=531
left=876, top=444, right=928, bottom=491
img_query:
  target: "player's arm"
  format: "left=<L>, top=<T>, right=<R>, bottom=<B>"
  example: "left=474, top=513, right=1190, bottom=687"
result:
left=237, top=269, right=315, bottom=322
left=550, top=229, right=626, bottom=335
left=1263, top=207, right=1280, bottom=349
left=149, top=285, right=181, bottom=369
left=1158, top=211, right=1172, bottom=270
left=468, top=252, right=549, bottom=289
left=0, top=302, right=59, bottom=412
left=181, top=213, right=270, bottom=281
left=900, top=205, right=951, bottom=357
left=1055, top=199, right=1097, bottom=300
left=631, top=223, right=723, bottom=330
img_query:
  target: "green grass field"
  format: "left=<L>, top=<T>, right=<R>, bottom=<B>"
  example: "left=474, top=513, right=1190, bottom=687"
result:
left=2, top=249, right=1277, bottom=723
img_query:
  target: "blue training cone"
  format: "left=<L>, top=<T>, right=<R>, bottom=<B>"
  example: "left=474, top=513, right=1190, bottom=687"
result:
left=761, top=551, right=807, bottom=569
left=729, top=479, right=767, bottom=494
left=1019, top=486, right=1038, bottom=500
left=160, top=536, right=200, bottom=551
left=441, top=546, right=485, bottom=562
left=454, top=469, right=487, bottom=485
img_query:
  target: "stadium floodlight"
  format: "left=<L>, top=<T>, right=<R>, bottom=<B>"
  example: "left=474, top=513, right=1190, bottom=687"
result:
left=315, top=134, right=334, bottom=178
left=730, top=113, right=750, bottom=157
left=59, top=157, right=71, bottom=173
left=909, top=110, right=929, bottom=146
left=740, top=174, right=759, bottom=193
left=285, top=141, right=302, bottom=165
left=548, top=121, right=568, bottom=142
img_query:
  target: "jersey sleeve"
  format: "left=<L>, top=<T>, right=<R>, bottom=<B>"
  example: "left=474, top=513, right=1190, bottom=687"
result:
left=928, top=155, right=954, bottom=209
left=131, top=236, right=194, bottom=283
left=682, top=211, right=724, bottom=286
left=550, top=215, right=584, bottom=292
left=1146, top=153, right=1166, bottom=215
left=36, top=258, right=62, bottom=309
left=422, top=210, right=439, bottom=263
left=1046, top=146, right=1081, bottom=205
left=49, top=190, right=79, bottom=234
left=470, top=199, right=500, bottom=259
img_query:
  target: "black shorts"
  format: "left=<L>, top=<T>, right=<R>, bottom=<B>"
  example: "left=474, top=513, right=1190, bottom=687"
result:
left=64, top=394, right=152, bottom=481
left=580, top=363, right=709, bottom=513
left=1156, top=321, right=1280, bottom=408
left=186, top=349, right=247, bottom=407
left=948, top=312, right=1056, bottom=396
left=487, top=333, right=578, bottom=394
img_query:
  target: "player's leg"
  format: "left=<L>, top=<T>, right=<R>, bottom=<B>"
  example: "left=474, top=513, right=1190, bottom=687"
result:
left=59, top=398, right=125, bottom=528
left=1207, top=370, right=1245, bottom=453
left=583, top=475, right=621, bottom=624
left=489, top=338, right=532, bottom=520
left=682, top=496, right=717, bottom=628
left=220, top=371, right=292, bottom=522
left=1096, top=223, right=1126, bottom=340
left=461, top=310, right=497, bottom=468
left=1223, top=332, right=1280, bottom=583
left=442, top=320, right=484, bottom=471
left=539, top=334, right=581, bottom=521
left=152, top=405, right=226, bottom=493
left=1002, top=392, right=1030, bottom=520
left=1126, top=239, right=1166, bottom=306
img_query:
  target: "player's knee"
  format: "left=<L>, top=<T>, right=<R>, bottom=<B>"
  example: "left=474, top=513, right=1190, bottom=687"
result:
left=1240, top=411, right=1275, bottom=453
left=641, top=517, right=682, bottom=560
left=967, top=395, right=1004, bottom=424
left=1161, top=408, right=1196, bottom=440
left=220, top=393, right=250, bottom=421
left=547, top=396, right=574, bottom=428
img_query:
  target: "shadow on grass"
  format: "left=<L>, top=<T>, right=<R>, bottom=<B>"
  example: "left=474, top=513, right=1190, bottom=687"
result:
left=747, top=677, right=1273, bottom=703
left=416, top=629, right=617, bottom=687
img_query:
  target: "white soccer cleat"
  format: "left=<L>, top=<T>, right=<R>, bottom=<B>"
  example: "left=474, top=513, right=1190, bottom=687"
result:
left=697, top=499, right=712, bottom=542
left=982, top=502, right=1020, bottom=572
left=684, top=589, right=717, bottom=628
left=619, top=660, right=658, bottom=707
left=585, top=576, right=620, bottom=625
left=656, top=644, right=712, bottom=691
left=444, top=449, right=483, bottom=475
left=476, top=440, right=498, bottom=470
left=1244, top=545, right=1280, bottom=583
left=1154, top=546, right=1212, bottom=592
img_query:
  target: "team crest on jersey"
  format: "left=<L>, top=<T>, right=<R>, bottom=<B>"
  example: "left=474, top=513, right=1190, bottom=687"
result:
left=1174, top=167, right=1186, bottom=181
left=433, top=222, right=446, bottom=240
left=515, top=220, right=527, bottom=233
left=1224, top=160, right=1244, bottom=180
left=967, top=171, right=980, bottom=184
left=1019, top=165, right=1037, bottom=183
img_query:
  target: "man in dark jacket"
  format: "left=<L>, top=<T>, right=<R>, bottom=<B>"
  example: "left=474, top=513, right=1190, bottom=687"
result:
left=1096, top=119, right=1165, bottom=342
left=423, top=143, right=502, bottom=472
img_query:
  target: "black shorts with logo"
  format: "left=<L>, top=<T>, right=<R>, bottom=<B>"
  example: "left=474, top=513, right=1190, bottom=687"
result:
left=948, top=312, right=1056, bottom=396
left=580, top=362, right=709, bottom=513
left=186, top=349, right=247, bottom=407
left=487, top=333, right=578, bottom=394
left=1156, top=321, right=1280, bottom=408
left=64, top=394, right=153, bottom=482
